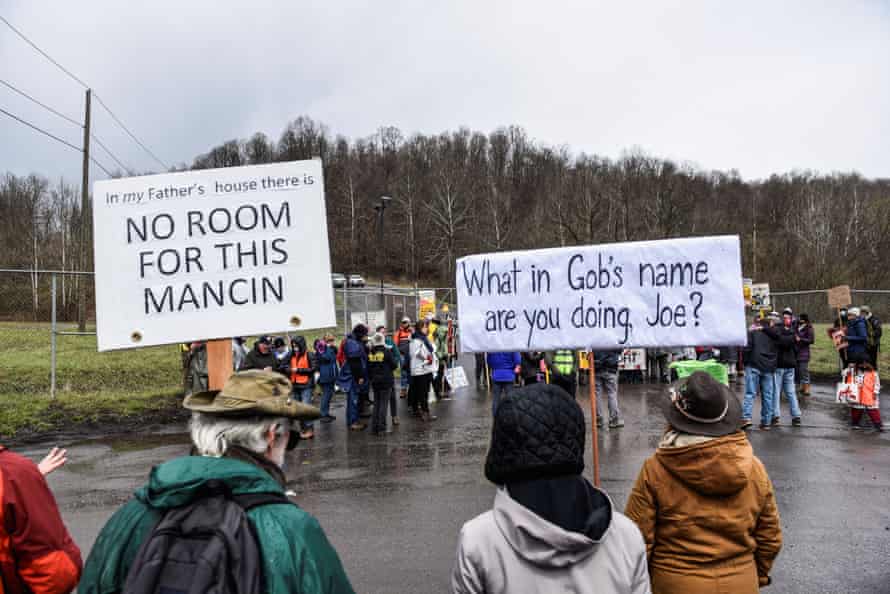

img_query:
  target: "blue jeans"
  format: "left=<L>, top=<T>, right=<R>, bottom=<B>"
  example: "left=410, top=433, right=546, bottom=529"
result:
left=293, top=386, right=314, bottom=430
left=492, top=382, right=512, bottom=416
left=319, top=382, right=334, bottom=417
left=401, top=365, right=410, bottom=391
left=743, top=366, right=775, bottom=426
left=773, top=368, right=802, bottom=419
left=346, top=382, right=360, bottom=426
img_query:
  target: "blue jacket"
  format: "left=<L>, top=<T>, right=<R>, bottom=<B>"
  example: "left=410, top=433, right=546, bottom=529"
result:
left=337, top=335, right=368, bottom=390
left=487, top=352, right=521, bottom=383
left=846, top=317, right=868, bottom=354
left=317, top=346, right=338, bottom=385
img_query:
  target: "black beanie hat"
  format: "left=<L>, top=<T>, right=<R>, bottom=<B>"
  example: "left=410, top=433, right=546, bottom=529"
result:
left=484, top=383, right=585, bottom=485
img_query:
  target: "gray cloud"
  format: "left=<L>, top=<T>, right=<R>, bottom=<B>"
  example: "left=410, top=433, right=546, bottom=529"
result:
left=2, top=0, right=888, bottom=181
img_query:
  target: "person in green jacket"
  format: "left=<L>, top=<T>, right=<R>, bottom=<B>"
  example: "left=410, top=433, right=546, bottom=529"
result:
left=79, top=370, right=355, bottom=594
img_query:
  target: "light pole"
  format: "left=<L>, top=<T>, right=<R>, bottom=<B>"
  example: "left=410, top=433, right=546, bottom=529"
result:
left=375, top=196, right=392, bottom=296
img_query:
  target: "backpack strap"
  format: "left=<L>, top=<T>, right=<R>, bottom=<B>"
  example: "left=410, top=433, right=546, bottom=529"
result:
left=232, top=491, right=293, bottom=511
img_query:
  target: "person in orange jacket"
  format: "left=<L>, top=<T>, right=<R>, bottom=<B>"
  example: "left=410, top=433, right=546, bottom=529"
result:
left=0, top=445, right=82, bottom=593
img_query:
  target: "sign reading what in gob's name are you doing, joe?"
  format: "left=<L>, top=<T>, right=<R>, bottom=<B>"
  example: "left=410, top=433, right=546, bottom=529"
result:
left=456, top=236, right=746, bottom=352
left=92, top=160, right=336, bottom=351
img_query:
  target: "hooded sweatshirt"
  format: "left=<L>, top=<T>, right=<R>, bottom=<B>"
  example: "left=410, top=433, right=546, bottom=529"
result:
left=625, top=431, right=782, bottom=593
left=452, top=477, right=650, bottom=594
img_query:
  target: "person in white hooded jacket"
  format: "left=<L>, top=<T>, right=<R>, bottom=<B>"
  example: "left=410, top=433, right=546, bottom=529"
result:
left=452, top=383, right=650, bottom=594
left=408, top=320, right=438, bottom=422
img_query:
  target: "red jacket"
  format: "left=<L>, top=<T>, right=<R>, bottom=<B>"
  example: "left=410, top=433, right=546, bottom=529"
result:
left=0, top=447, right=82, bottom=594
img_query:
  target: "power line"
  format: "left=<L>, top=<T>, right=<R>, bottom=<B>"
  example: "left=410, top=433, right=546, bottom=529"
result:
left=0, top=105, right=80, bottom=151
left=0, top=77, right=132, bottom=173
left=93, top=93, right=169, bottom=170
left=0, top=105, right=114, bottom=176
left=0, top=15, right=89, bottom=88
left=0, top=78, right=81, bottom=127
left=91, top=134, right=133, bottom=175
left=1, top=14, right=168, bottom=171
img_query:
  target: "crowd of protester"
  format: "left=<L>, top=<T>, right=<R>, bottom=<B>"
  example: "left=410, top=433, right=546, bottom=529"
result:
left=2, top=304, right=882, bottom=593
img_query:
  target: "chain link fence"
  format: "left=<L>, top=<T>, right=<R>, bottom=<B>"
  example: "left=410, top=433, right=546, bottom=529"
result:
left=0, top=269, right=455, bottom=399
left=769, top=290, right=890, bottom=324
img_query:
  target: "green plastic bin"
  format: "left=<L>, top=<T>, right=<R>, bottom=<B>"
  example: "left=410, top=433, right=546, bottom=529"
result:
left=669, top=359, right=729, bottom=386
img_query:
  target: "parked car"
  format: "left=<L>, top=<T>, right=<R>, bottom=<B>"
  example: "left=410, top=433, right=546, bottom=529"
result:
left=348, top=274, right=366, bottom=288
left=331, top=273, right=346, bottom=288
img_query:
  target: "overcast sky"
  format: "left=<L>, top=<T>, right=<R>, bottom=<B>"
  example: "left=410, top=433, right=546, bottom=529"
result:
left=2, top=1, right=888, bottom=182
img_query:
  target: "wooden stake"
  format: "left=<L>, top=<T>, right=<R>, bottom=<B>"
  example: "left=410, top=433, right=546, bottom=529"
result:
left=207, top=338, right=233, bottom=390
left=588, top=352, right=600, bottom=487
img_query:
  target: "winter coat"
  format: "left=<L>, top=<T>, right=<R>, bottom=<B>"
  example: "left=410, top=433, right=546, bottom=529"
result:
left=337, top=335, right=368, bottom=390
left=487, top=352, right=521, bottom=383
left=452, top=483, right=650, bottom=594
left=795, top=323, right=814, bottom=362
left=317, top=345, right=338, bottom=385
left=434, top=324, right=450, bottom=359
left=743, top=325, right=779, bottom=373
left=188, top=343, right=209, bottom=393
left=368, top=345, right=398, bottom=389
left=520, top=352, right=546, bottom=381
left=385, top=336, right=402, bottom=368
left=594, top=350, right=621, bottom=372
left=846, top=317, right=868, bottom=354
left=240, top=343, right=278, bottom=371
left=774, top=325, right=798, bottom=369
left=79, top=451, right=354, bottom=594
left=0, top=446, right=82, bottom=594
left=625, top=431, right=782, bottom=594
left=410, top=333, right=437, bottom=377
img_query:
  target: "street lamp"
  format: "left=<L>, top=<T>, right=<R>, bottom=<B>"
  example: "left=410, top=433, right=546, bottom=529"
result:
left=375, top=196, right=392, bottom=296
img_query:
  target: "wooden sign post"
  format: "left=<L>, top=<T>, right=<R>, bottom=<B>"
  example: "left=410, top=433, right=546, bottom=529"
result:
left=206, top=339, right=233, bottom=390
left=587, top=352, right=600, bottom=487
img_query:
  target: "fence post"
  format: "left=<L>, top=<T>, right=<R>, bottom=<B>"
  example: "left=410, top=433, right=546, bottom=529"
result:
left=50, top=273, right=57, bottom=400
left=342, top=286, right=348, bottom=336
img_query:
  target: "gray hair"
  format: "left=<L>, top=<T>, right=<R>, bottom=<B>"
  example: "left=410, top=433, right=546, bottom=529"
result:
left=189, top=412, right=290, bottom=457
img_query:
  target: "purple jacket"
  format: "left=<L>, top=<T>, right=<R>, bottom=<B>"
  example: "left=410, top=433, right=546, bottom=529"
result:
left=795, top=323, right=814, bottom=362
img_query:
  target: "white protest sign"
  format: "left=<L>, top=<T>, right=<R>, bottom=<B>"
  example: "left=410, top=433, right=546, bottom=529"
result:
left=445, top=366, right=469, bottom=389
left=456, top=235, right=746, bottom=352
left=92, top=160, right=335, bottom=351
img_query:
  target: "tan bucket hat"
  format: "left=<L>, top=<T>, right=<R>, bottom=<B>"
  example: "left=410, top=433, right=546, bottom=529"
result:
left=183, top=369, right=321, bottom=420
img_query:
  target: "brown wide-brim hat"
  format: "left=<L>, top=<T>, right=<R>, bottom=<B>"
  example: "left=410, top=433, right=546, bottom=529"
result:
left=661, top=371, right=742, bottom=437
left=184, top=369, right=321, bottom=420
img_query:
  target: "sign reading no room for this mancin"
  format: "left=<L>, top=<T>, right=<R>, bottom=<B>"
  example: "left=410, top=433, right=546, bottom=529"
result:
left=91, top=160, right=336, bottom=351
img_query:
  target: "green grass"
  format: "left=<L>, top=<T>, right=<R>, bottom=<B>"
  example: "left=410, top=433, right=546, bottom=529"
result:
left=808, top=323, right=888, bottom=377
left=0, top=323, right=341, bottom=438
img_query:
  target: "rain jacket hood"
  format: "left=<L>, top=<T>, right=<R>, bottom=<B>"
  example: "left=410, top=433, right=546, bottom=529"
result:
left=498, top=478, right=611, bottom=568
left=655, top=431, right=752, bottom=497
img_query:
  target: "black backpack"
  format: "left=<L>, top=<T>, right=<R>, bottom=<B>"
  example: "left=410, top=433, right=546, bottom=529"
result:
left=123, top=480, right=292, bottom=594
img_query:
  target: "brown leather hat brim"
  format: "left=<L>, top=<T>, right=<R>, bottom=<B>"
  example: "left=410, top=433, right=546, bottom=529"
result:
left=661, top=385, right=743, bottom=438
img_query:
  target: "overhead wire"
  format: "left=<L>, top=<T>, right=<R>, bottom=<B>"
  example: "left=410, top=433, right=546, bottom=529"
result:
left=0, top=106, right=114, bottom=176
left=1, top=13, right=168, bottom=172
left=0, top=76, right=134, bottom=175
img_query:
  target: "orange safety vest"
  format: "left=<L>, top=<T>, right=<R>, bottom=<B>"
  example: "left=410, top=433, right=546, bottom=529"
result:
left=290, top=352, right=310, bottom=385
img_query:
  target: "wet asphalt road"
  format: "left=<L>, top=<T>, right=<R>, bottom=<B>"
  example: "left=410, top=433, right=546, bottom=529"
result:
left=19, top=359, right=890, bottom=594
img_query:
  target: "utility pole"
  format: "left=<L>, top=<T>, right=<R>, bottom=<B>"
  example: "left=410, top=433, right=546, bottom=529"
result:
left=78, top=89, right=91, bottom=332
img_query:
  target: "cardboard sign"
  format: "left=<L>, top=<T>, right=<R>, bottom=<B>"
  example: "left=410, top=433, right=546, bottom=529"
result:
left=444, top=366, right=469, bottom=389
left=827, top=285, right=852, bottom=309
left=751, top=283, right=771, bottom=310
left=619, top=348, right=647, bottom=371
left=456, top=236, right=746, bottom=352
left=92, top=160, right=336, bottom=351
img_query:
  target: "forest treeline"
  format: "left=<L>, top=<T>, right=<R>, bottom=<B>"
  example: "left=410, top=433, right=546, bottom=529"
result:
left=3, top=115, right=889, bottom=319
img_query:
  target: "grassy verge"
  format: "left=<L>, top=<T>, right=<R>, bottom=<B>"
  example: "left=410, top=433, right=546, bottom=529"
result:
left=0, top=324, right=341, bottom=438
left=809, top=323, right=888, bottom=377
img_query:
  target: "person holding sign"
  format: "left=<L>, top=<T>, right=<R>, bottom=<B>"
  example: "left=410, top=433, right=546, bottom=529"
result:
left=842, top=356, right=883, bottom=432
left=625, top=372, right=782, bottom=593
